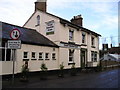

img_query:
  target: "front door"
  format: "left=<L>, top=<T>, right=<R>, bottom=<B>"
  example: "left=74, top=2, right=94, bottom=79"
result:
left=81, top=49, right=87, bottom=68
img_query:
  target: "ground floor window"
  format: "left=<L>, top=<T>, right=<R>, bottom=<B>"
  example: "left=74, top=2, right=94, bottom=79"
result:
left=45, top=53, right=49, bottom=60
left=91, top=51, right=97, bottom=62
left=69, top=49, right=74, bottom=62
left=39, top=52, right=43, bottom=60
left=23, top=52, right=28, bottom=58
left=31, top=52, right=36, bottom=60
left=52, top=53, right=56, bottom=60
left=1, top=48, right=11, bottom=61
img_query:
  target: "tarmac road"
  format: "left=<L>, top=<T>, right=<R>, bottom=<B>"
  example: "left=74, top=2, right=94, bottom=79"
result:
left=2, top=68, right=120, bottom=88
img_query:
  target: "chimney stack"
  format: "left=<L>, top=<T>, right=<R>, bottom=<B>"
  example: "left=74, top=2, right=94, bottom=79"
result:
left=70, top=15, right=83, bottom=26
left=110, top=44, right=112, bottom=48
left=35, top=0, right=47, bottom=12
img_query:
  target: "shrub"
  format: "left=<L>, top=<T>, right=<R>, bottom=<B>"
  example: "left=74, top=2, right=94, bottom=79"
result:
left=40, top=63, right=48, bottom=80
left=58, top=62, right=64, bottom=77
left=40, top=63, right=48, bottom=71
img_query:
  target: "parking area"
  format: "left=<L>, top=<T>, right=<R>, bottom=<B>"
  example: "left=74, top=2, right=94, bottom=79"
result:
left=2, top=68, right=120, bottom=88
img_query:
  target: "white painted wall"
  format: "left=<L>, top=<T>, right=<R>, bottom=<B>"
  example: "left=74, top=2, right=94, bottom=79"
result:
left=0, top=44, right=59, bottom=75
left=24, top=10, right=100, bottom=68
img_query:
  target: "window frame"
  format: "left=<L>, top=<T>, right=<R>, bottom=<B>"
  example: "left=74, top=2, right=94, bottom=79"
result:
left=38, top=52, right=44, bottom=60
left=36, top=15, right=40, bottom=26
left=69, top=49, right=74, bottom=62
left=45, top=53, right=49, bottom=60
left=52, top=53, right=56, bottom=60
left=91, top=51, right=97, bottom=62
left=69, top=30, right=74, bottom=41
left=82, top=32, right=86, bottom=44
left=23, top=51, right=29, bottom=61
left=1, top=42, right=12, bottom=61
left=31, top=52, right=37, bottom=60
left=91, top=36, right=95, bottom=46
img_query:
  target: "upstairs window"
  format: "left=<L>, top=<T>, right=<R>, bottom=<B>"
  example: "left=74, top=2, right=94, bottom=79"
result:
left=69, top=30, right=74, bottom=41
left=36, top=15, right=40, bottom=26
left=82, top=32, right=86, bottom=44
left=91, top=36, right=95, bottom=46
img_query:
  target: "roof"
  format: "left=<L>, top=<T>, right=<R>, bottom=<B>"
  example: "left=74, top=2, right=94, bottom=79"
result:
left=100, top=54, right=120, bottom=61
left=23, top=10, right=101, bottom=37
left=108, top=47, right=120, bottom=54
left=1, top=21, right=59, bottom=48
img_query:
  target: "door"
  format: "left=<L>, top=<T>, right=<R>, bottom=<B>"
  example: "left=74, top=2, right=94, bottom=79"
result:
left=81, top=50, right=87, bottom=68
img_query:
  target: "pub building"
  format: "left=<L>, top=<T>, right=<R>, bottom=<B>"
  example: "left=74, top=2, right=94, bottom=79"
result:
left=0, top=0, right=101, bottom=76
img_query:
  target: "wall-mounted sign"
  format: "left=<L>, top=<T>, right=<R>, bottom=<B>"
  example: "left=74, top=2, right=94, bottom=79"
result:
left=7, top=40, right=21, bottom=49
left=45, top=20, right=55, bottom=35
left=10, top=29, right=20, bottom=40
left=60, top=42, right=80, bottom=49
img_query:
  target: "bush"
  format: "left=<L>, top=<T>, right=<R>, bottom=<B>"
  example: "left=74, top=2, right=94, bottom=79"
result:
left=40, top=63, right=48, bottom=80
left=58, top=62, right=64, bottom=77
left=40, top=63, right=48, bottom=71
left=20, top=63, right=29, bottom=82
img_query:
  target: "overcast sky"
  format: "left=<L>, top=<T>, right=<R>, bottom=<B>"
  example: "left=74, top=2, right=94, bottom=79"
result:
left=0, top=0, right=119, bottom=49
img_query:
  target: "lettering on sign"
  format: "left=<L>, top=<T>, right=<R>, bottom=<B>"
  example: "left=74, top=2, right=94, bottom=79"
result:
left=7, top=40, right=21, bottom=49
left=45, top=20, right=55, bottom=35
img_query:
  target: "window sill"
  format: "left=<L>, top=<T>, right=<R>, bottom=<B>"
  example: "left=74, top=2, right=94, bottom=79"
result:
left=68, top=62, right=75, bottom=65
left=35, top=24, right=40, bottom=27
left=38, top=59, right=44, bottom=60
left=31, top=59, right=37, bottom=60
left=91, top=46, right=96, bottom=48
left=81, top=44, right=87, bottom=46
left=23, top=59, right=29, bottom=61
left=68, top=41, right=75, bottom=44
left=45, top=59, right=50, bottom=60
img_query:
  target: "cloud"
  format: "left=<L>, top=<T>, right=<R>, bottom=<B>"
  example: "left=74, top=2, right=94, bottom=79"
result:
left=0, top=0, right=36, bottom=26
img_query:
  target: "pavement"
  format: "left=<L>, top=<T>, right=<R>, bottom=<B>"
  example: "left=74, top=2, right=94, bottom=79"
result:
left=2, top=68, right=120, bottom=88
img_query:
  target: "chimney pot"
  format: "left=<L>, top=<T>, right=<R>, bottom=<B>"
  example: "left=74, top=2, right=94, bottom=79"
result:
left=35, top=0, right=47, bottom=12
left=71, top=14, right=83, bottom=26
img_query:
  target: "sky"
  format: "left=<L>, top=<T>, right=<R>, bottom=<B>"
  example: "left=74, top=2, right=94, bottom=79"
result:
left=0, top=0, right=119, bottom=49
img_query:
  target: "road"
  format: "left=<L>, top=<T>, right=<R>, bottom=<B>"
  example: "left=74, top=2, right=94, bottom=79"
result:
left=3, top=68, right=120, bottom=88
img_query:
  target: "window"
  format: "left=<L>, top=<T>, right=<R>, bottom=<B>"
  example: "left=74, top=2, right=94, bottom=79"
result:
left=94, top=53, right=97, bottom=61
left=52, top=53, right=56, bottom=60
left=1, top=41, right=12, bottom=61
left=23, top=52, right=29, bottom=61
left=91, top=51, right=97, bottom=62
left=69, top=30, right=74, bottom=41
left=36, top=15, right=40, bottom=25
left=39, top=52, right=43, bottom=60
left=91, top=36, right=95, bottom=46
left=69, top=49, right=74, bottom=62
left=1, top=48, right=11, bottom=61
left=31, top=52, right=36, bottom=60
left=45, top=53, right=49, bottom=60
left=23, top=52, right=28, bottom=59
left=82, top=32, right=86, bottom=43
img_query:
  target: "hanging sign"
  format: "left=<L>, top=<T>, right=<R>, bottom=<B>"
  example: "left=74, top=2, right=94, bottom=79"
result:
left=45, top=20, right=55, bottom=35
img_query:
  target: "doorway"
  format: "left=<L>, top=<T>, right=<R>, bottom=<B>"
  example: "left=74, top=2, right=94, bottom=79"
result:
left=81, top=49, right=87, bottom=68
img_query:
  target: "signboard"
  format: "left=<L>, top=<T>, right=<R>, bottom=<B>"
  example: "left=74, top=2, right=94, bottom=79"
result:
left=10, top=29, right=20, bottom=40
left=7, top=40, right=21, bottom=49
left=45, top=20, right=55, bottom=35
